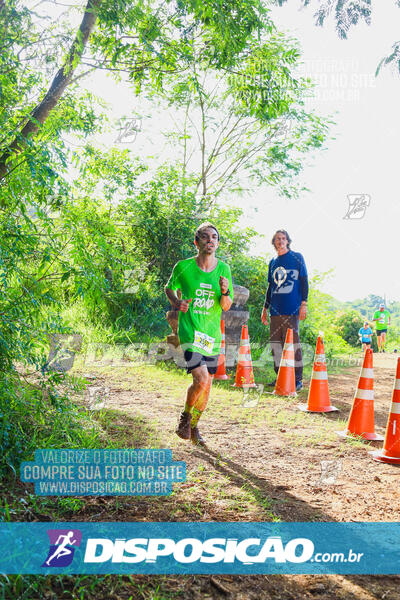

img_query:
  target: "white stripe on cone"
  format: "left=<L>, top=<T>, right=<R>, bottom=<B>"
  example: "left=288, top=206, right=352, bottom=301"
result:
left=355, top=388, right=374, bottom=400
left=315, top=353, right=326, bottom=362
left=389, top=402, right=400, bottom=415
left=312, top=371, right=328, bottom=380
left=284, top=344, right=294, bottom=352
left=360, top=368, right=374, bottom=378
left=238, top=353, right=252, bottom=363
left=280, top=359, right=295, bottom=367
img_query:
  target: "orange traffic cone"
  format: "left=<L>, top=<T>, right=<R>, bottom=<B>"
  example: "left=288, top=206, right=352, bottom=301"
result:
left=371, top=357, right=400, bottom=464
left=213, top=319, right=230, bottom=380
left=233, top=324, right=256, bottom=388
left=274, top=328, right=296, bottom=397
left=337, top=348, right=383, bottom=441
left=298, top=335, right=338, bottom=413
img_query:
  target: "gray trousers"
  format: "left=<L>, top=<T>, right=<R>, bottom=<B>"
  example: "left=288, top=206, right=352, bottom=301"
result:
left=270, top=314, right=303, bottom=383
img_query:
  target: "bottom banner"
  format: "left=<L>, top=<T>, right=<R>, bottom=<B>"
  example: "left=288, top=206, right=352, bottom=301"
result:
left=1, top=522, right=399, bottom=574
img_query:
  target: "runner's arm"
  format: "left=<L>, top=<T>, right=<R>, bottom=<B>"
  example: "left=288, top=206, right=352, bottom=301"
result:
left=165, top=287, right=191, bottom=312
left=220, top=294, right=232, bottom=311
left=219, top=275, right=232, bottom=311
left=165, top=287, right=180, bottom=309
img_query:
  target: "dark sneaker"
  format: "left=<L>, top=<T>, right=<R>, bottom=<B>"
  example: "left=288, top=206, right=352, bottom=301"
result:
left=176, top=411, right=191, bottom=440
left=295, top=381, right=303, bottom=391
left=191, top=426, right=206, bottom=446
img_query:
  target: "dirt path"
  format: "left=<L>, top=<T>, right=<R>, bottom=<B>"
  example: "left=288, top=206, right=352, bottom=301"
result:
left=87, top=355, right=400, bottom=523
left=73, top=354, right=400, bottom=599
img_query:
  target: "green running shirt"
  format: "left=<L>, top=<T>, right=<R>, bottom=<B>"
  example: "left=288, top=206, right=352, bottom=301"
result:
left=166, top=257, right=233, bottom=356
left=373, top=309, right=390, bottom=330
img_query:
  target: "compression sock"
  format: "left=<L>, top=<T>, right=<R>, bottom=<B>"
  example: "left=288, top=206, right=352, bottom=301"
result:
left=184, top=401, right=194, bottom=414
left=190, top=407, right=203, bottom=428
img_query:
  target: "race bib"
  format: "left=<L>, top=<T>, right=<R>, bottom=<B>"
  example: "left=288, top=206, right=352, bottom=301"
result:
left=379, top=316, right=385, bottom=324
left=193, top=330, right=215, bottom=353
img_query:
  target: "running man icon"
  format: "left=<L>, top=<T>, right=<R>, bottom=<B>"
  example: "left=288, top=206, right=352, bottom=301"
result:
left=46, top=531, right=77, bottom=566
left=42, top=529, right=82, bottom=567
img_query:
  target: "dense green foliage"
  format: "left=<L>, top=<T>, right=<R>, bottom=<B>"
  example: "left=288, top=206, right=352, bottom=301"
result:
left=0, top=370, right=100, bottom=477
left=0, top=0, right=332, bottom=477
left=2, top=0, right=392, bottom=485
left=335, top=309, right=365, bottom=348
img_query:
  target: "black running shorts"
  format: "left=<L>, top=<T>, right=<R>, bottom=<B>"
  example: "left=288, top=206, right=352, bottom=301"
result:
left=183, top=350, right=219, bottom=375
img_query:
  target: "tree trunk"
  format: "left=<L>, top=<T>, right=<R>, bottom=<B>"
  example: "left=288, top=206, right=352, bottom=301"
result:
left=0, top=0, right=100, bottom=182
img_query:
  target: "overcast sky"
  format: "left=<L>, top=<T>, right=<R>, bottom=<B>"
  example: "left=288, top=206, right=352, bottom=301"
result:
left=79, top=0, right=400, bottom=303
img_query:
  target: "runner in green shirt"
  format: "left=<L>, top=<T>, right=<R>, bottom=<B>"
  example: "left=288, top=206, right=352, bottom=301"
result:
left=372, top=303, right=391, bottom=352
left=165, top=222, right=233, bottom=445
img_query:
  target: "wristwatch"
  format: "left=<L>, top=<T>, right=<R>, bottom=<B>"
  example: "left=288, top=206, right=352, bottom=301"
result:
left=221, top=290, right=230, bottom=296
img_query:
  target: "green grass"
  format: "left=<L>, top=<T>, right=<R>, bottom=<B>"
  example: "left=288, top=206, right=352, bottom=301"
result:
left=0, top=574, right=183, bottom=600
left=71, top=354, right=366, bottom=453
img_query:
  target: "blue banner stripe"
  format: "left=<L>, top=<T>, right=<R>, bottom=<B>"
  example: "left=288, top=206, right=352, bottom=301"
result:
left=0, top=523, right=399, bottom=574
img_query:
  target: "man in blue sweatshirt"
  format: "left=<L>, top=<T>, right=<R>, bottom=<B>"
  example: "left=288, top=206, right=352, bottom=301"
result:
left=261, top=230, right=309, bottom=391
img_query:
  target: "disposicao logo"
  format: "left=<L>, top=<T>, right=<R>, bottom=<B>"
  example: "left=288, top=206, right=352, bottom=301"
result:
left=83, top=536, right=314, bottom=564
left=42, top=529, right=82, bottom=567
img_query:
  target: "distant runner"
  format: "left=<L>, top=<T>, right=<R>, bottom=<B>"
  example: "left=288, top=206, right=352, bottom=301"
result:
left=372, top=303, right=391, bottom=352
left=358, top=321, right=373, bottom=352
left=165, top=223, right=233, bottom=445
